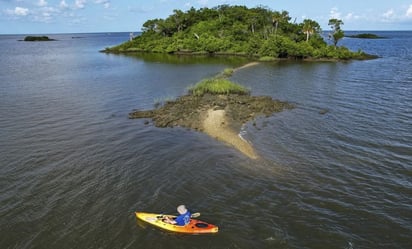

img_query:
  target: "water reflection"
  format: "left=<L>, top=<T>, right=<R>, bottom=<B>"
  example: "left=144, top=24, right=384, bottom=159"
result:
left=109, top=51, right=251, bottom=66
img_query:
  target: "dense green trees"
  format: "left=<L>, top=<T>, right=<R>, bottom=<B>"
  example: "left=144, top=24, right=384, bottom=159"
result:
left=106, top=5, right=370, bottom=60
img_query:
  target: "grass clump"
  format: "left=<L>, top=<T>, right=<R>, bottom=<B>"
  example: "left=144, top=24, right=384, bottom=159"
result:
left=259, top=56, right=277, bottom=62
left=222, top=68, right=234, bottom=77
left=189, top=78, right=249, bottom=96
left=215, top=68, right=234, bottom=78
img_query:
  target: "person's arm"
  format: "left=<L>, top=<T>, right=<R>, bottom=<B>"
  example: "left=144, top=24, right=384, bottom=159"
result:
left=163, top=216, right=177, bottom=224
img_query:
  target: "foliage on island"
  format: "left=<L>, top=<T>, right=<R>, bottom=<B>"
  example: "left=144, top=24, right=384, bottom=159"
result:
left=105, top=5, right=374, bottom=60
left=23, top=36, right=55, bottom=41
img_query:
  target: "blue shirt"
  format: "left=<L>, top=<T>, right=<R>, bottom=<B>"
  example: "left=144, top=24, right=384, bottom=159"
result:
left=175, top=211, right=191, bottom=226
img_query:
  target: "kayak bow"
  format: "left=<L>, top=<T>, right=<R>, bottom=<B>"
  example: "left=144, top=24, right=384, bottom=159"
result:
left=135, top=212, right=218, bottom=234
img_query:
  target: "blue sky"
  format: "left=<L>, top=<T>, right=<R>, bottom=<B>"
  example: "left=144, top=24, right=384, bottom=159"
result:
left=1, top=0, right=412, bottom=34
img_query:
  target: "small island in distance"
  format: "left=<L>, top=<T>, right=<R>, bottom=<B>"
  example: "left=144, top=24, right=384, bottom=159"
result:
left=346, top=33, right=386, bottom=39
left=21, top=36, right=56, bottom=41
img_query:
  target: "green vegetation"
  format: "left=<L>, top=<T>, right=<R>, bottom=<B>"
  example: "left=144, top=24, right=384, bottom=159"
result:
left=23, top=36, right=55, bottom=41
left=222, top=68, right=234, bottom=77
left=105, top=5, right=373, bottom=60
left=189, top=78, right=249, bottom=96
left=346, top=33, right=384, bottom=39
left=188, top=66, right=249, bottom=96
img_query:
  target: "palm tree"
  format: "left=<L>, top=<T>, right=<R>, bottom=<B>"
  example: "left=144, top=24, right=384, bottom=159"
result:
left=272, top=10, right=291, bottom=38
left=302, top=19, right=320, bottom=42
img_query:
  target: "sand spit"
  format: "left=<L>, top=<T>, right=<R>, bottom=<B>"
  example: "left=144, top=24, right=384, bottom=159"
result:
left=233, top=62, right=260, bottom=72
left=203, top=109, right=258, bottom=159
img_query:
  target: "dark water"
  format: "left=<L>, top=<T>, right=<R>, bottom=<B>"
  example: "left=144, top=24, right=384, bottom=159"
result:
left=0, top=32, right=411, bottom=249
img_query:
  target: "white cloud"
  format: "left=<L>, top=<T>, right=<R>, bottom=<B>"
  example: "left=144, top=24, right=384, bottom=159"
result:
left=33, top=12, right=52, bottom=23
left=6, top=6, right=29, bottom=16
left=329, top=7, right=341, bottom=19
left=59, top=0, right=69, bottom=9
left=30, top=6, right=59, bottom=23
left=383, top=9, right=395, bottom=19
left=345, top=13, right=354, bottom=20
left=95, top=0, right=110, bottom=9
left=75, top=0, right=86, bottom=9
left=37, top=0, right=47, bottom=7
left=406, top=4, right=412, bottom=18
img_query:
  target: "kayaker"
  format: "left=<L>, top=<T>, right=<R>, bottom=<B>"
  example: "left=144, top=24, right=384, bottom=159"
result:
left=163, top=205, right=191, bottom=226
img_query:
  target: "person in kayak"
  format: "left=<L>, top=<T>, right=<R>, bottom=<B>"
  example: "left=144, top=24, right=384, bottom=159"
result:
left=163, top=205, right=191, bottom=226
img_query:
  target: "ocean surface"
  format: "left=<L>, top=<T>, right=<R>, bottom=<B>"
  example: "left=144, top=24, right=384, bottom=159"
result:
left=0, top=32, right=411, bottom=249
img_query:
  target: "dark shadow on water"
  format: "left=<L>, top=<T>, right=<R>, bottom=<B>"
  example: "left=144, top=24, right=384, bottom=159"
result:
left=108, top=52, right=251, bottom=66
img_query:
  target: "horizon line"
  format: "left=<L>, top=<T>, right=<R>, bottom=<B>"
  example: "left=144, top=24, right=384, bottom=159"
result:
left=1, top=29, right=411, bottom=36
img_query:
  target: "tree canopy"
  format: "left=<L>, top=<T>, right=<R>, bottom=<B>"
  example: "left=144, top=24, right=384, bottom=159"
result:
left=105, top=5, right=371, bottom=60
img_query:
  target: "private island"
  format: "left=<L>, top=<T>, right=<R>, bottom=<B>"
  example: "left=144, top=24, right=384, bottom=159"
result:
left=105, top=5, right=377, bottom=159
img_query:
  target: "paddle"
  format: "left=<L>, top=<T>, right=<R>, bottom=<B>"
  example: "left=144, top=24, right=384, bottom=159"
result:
left=191, top=212, right=200, bottom=218
left=157, top=212, right=200, bottom=219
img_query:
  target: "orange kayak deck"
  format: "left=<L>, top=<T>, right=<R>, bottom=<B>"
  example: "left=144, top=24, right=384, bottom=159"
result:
left=135, top=212, right=218, bottom=234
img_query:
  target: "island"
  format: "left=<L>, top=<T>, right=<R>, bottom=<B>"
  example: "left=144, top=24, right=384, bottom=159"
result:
left=110, top=5, right=377, bottom=158
left=346, top=33, right=386, bottom=39
left=22, top=36, right=56, bottom=41
left=104, top=5, right=376, bottom=60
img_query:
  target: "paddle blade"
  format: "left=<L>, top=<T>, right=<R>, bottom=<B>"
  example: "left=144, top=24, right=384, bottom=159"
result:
left=191, top=212, right=200, bottom=218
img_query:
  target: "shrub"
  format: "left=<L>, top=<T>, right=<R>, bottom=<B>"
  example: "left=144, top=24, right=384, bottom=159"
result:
left=189, top=78, right=249, bottom=96
left=222, top=68, right=234, bottom=77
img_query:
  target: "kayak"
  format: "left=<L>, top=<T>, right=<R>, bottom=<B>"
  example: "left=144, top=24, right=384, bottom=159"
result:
left=135, top=212, right=218, bottom=234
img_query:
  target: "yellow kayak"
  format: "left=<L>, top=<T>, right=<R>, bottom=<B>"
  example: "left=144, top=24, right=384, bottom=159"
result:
left=135, top=212, right=218, bottom=234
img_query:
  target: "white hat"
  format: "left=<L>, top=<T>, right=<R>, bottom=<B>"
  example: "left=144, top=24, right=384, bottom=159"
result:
left=177, top=205, right=187, bottom=214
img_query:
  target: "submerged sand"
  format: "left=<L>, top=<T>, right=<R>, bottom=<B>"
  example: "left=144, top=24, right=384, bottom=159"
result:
left=233, top=62, right=260, bottom=72
left=203, top=109, right=258, bottom=159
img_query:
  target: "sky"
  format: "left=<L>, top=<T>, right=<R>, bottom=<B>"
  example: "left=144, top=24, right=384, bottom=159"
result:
left=1, top=0, right=412, bottom=34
